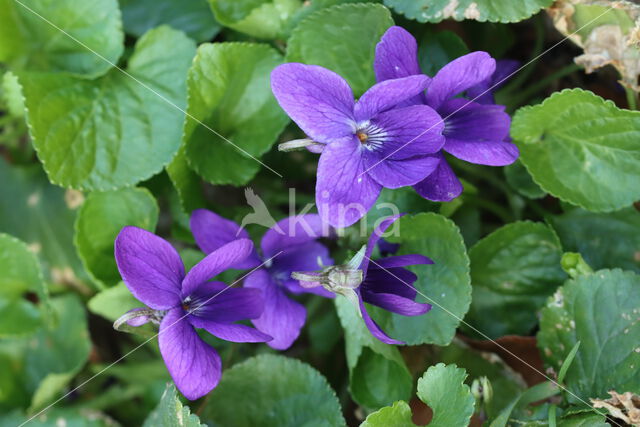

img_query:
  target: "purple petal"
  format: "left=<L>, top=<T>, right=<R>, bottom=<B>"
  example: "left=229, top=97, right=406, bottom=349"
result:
left=187, top=281, right=265, bottom=323
left=467, top=59, right=519, bottom=104
left=357, top=292, right=404, bottom=345
left=362, top=291, right=431, bottom=316
left=375, top=254, right=434, bottom=268
left=188, top=317, right=272, bottom=343
left=426, top=52, right=496, bottom=109
left=244, top=269, right=307, bottom=350
left=365, top=155, right=440, bottom=189
left=261, top=214, right=331, bottom=259
left=361, top=215, right=402, bottom=273
left=190, top=209, right=261, bottom=269
left=158, top=308, right=221, bottom=400
left=273, top=241, right=334, bottom=297
left=445, top=139, right=519, bottom=166
left=441, top=99, right=510, bottom=142
left=413, top=153, right=463, bottom=202
left=362, top=266, right=419, bottom=300
left=354, top=75, right=430, bottom=121
left=375, top=26, right=422, bottom=81
left=316, top=138, right=382, bottom=228
left=181, top=239, right=254, bottom=296
left=365, top=105, right=445, bottom=160
left=114, top=226, right=183, bottom=310
left=378, top=238, right=400, bottom=256
left=271, top=63, right=355, bottom=143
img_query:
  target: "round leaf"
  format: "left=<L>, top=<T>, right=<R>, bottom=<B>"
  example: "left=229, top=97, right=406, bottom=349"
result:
left=19, top=26, right=197, bottom=190
left=538, top=269, right=640, bottom=402
left=511, top=89, right=640, bottom=212
left=209, top=0, right=301, bottom=39
left=286, top=3, right=394, bottom=96
left=144, top=384, right=203, bottom=427
left=74, top=188, right=158, bottom=288
left=464, top=221, right=567, bottom=338
left=381, top=213, right=472, bottom=345
left=184, top=43, right=289, bottom=185
left=384, top=0, right=552, bottom=24
left=0, top=0, right=123, bottom=77
left=361, top=401, right=415, bottom=427
left=201, top=354, right=346, bottom=426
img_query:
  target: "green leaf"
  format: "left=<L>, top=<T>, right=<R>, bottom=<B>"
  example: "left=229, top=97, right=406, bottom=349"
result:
left=209, top=0, right=302, bottom=39
left=19, top=26, right=196, bottom=190
left=1, top=408, right=117, bottom=426
left=120, top=0, right=220, bottom=42
left=0, top=158, right=89, bottom=289
left=88, top=282, right=142, bottom=323
left=75, top=188, right=158, bottom=288
left=490, top=381, right=560, bottom=427
left=464, top=222, right=567, bottom=338
left=25, top=294, right=91, bottom=411
left=557, top=411, right=608, bottom=427
left=383, top=0, right=552, bottom=23
left=551, top=207, right=640, bottom=273
left=166, top=147, right=206, bottom=214
left=0, top=0, right=123, bottom=77
left=335, top=297, right=412, bottom=409
left=360, top=401, right=415, bottom=427
left=380, top=213, right=472, bottom=345
left=417, top=29, right=469, bottom=76
left=0, top=233, right=44, bottom=337
left=286, top=3, right=394, bottom=96
left=201, top=354, right=346, bottom=426
left=511, top=89, right=640, bottom=212
left=184, top=42, right=288, bottom=185
left=504, top=159, right=546, bottom=199
left=2, top=71, right=25, bottom=118
left=416, top=363, right=475, bottom=427
left=537, top=269, right=640, bottom=402
left=143, top=383, right=203, bottom=427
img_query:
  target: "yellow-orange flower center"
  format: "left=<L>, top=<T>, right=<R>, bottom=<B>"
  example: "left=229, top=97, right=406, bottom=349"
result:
left=357, top=131, right=368, bottom=143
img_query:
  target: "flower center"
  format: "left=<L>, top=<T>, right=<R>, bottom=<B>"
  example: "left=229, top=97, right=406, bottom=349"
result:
left=355, top=122, right=387, bottom=151
left=357, top=131, right=368, bottom=143
left=181, top=296, right=192, bottom=312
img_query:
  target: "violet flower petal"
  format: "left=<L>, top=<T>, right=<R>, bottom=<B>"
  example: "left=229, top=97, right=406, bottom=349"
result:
left=426, top=52, right=496, bottom=109
left=445, top=139, right=519, bottom=167
left=361, top=214, right=402, bottom=273
left=467, top=59, right=520, bottom=104
left=440, top=99, right=510, bottom=142
left=181, top=239, right=254, bottom=296
left=365, top=155, right=440, bottom=189
left=357, top=292, right=404, bottom=345
left=361, top=267, right=419, bottom=300
left=375, top=254, right=434, bottom=268
left=187, top=282, right=265, bottom=323
left=271, top=63, right=355, bottom=143
left=362, top=291, right=432, bottom=316
left=244, top=269, right=307, bottom=350
left=261, top=214, right=331, bottom=259
left=158, top=308, right=221, bottom=400
left=354, top=75, right=430, bottom=121
left=190, top=209, right=261, bottom=269
left=189, top=317, right=272, bottom=343
left=114, top=226, right=184, bottom=310
left=413, top=153, right=463, bottom=202
left=374, top=26, right=422, bottom=81
left=316, top=138, right=382, bottom=228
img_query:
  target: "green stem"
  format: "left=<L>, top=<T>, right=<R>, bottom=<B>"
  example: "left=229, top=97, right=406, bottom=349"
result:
left=625, top=87, right=638, bottom=110
left=508, top=63, right=582, bottom=107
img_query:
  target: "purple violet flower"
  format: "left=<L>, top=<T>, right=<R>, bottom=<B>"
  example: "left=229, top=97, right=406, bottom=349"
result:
left=375, top=26, right=519, bottom=202
left=190, top=210, right=334, bottom=350
left=271, top=63, right=445, bottom=228
left=114, top=226, right=271, bottom=400
left=467, top=59, right=520, bottom=105
left=293, top=215, right=432, bottom=345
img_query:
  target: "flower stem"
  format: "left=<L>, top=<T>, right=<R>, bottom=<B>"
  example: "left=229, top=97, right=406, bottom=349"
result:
left=625, top=87, right=638, bottom=110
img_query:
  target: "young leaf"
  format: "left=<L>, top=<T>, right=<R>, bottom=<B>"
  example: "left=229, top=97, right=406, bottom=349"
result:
left=380, top=213, right=472, bottom=345
left=120, top=0, right=220, bottom=42
left=201, top=355, right=346, bottom=426
left=538, top=269, right=640, bottom=402
left=0, top=0, right=123, bottom=77
left=511, top=89, right=640, bottom=212
left=416, top=363, right=475, bottom=427
left=361, top=401, right=415, bottom=427
left=184, top=43, right=289, bottom=185
left=384, top=0, right=553, bottom=24
left=0, top=233, right=45, bottom=337
left=209, top=0, right=302, bottom=39
left=143, top=383, right=203, bottom=427
left=19, top=26, right=196, bottom=190
left=464, top=221, right=567, bottom=338
left=74, top=188, right=158, bottom=288
left=551, top=207, right=640, bottom=273
left=335, top=297, right=412, bottom=409
left=286, top=3, right=394, bottom=96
